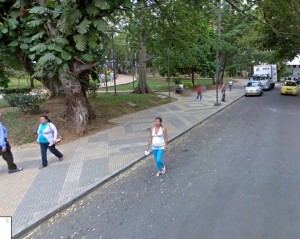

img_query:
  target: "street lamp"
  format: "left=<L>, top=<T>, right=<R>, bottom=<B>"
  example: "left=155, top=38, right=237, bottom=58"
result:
left=167, top=47, right=171, bottom=100
left=111, top=29, right=118, bottom=96
left=214, top=0, right=222, bottom=106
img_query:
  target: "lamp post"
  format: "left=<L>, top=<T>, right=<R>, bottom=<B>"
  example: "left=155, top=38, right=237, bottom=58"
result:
left=167, top=47, right=171, bottom=100
left=111, top=29, right=118, bottom=96
left=104, top=64, right=109, bottom=94
left=214, top=0, right=222, bottom=106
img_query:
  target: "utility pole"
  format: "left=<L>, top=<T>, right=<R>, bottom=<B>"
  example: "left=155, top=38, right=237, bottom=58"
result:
left=111, top=29, right=118, bottom=96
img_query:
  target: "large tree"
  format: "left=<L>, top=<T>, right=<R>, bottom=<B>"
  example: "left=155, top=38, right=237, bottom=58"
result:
left=0, top=0, right=131, bottom=134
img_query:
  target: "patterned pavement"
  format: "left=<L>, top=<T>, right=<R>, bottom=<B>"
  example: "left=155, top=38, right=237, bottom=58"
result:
left=0, top=80, right=246, bottom=236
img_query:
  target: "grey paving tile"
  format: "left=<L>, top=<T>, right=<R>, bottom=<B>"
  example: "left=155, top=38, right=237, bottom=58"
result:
left=88, top=134, right=108, bottom=143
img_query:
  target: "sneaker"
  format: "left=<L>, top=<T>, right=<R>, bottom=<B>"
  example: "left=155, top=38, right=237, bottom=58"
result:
left=8, top=167, right=23, bottom=174
left=38, top=165, right=47, bottom=170
left=156, top=171, right=162, bottom=177
left=59, top=156, right=64, bottom=162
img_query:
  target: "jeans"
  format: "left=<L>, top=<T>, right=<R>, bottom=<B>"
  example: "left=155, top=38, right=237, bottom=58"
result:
left=152, top=149, right=165, bottom=172
left=229, top=85, right=232, bottom=91
left=0, top=140, right=17, bottom=170
left=221, top=92, right=226, bottom=102
left=197, top=93, right=202, bottom=100
left=40, top=143, right=63, bottom=167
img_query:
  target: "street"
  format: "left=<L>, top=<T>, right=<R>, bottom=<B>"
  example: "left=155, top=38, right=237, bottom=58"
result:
left=23, top=86, right=300, bottom=239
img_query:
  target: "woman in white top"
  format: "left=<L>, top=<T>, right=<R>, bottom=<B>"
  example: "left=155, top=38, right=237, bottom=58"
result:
left=146, top=117, right=168, bottom=177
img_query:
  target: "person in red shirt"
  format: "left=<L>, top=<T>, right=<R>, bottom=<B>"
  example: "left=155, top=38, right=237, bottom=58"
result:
left=196, top=85, right=202, bottom=101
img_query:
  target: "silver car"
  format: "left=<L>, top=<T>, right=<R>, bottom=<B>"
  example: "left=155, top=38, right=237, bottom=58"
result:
left=245, top=81, right=263, bottom=96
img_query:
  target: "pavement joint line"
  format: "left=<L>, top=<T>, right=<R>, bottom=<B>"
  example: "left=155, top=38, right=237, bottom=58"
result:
left=12, top=92, right=245, bottom=239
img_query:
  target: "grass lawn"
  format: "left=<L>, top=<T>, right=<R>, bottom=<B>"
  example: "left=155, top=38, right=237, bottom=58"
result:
left=8, top=78, right=43, bottom=88
left=0, top=93, right=170, bottom=146
left=99, top=76, right=214, bottom=92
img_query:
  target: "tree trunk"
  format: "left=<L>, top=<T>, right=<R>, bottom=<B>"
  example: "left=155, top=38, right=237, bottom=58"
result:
left=133, top=40, right=152, bottom=94
left=39, top=76, right=63, bottom=97
left=30, top=77, right=35, bottom=89
left=192, top=70, right=195, bottom=87
left=59, top=71, right=94, bottom=135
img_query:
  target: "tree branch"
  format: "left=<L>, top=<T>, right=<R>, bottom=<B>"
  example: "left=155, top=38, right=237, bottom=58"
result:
left=74, top=62, right=99, bottom=75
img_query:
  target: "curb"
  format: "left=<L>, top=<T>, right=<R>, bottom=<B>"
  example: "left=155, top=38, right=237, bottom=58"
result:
left=14, top=93, right=244, bottom=239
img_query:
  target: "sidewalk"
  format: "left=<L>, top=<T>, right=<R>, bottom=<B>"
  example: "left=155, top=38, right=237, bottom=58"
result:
left=99, top=74, right=136, bottom=88
left=0, top=80, right=246, bottom=237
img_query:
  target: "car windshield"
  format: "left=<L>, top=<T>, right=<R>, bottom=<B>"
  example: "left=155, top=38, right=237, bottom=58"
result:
left=253, top=75, right=268, bottom=81
left=247, top=82, right=260, bottom=87
left=284, top=81, right=297, bottom=86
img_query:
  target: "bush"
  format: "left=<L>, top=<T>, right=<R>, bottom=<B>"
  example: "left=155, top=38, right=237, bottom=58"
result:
left=183, top=81, right=193, bottom=88
left=173, top=77, right=182, bottom=84
left=0, top=88, right=32, bottom=95
left=4, top=94, right=49, bottom=114
left=87, top=80, right=98, bottom=98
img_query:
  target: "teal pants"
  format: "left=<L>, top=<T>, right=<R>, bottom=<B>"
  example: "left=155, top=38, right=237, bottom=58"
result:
left=152, top=149, right=165, bottom=171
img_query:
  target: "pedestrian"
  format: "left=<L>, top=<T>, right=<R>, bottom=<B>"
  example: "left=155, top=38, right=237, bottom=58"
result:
left=179, top=82, right=184, bottom=89
left=146, top=117, right=168, bottom=177
left=196, top=85, right=202, bottom=101
left=0, top=112, right=23, bottom=174
left=100, top=73, right=105, bottom=84
left=221, top=83, right=226, bottom=102
left=110, top=72, right=114, bottom=81
left=37, top=115, right=64, bottom=169
left=229, top=78, right=233, bottom=91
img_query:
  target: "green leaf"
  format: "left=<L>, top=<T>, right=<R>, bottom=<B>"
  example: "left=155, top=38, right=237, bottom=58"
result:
left=28, top=54, right=36, bottom=60
left=37, top=53, right=56, bottom=65
left=61, top=50, right=72, bottom=60
left=0, top=24, right=8, bottom=34
left=63, top=63, right=70, bottom=71
left=54, top=57, right=63, bottom=65
left=29, top=43, right=47, bottom=53
left=52, top=6, right=62, bottom=18
left=31, top=31, right=45, bottom=41
left=73, top=34, right=86, bottom=51
left=7, top=19, right=18, bottom=30
left=8, top=41, right=18, bottom=47
left=82, top=54, right=94, bottom=62
left=93, top=19, right=106, bottom=32
left=86, top=3, right=99, bottom=16
left=29, top=6, right=47, bottom=15
left=47, top=44, right=63, bottom=52
left=77, top=18, right=91, bottom=34
left=94, top=0, right=110, bottom=10
left=52, top=36, right=68, bottom=46
left=20, top=43, right=29, bottom=50
left=27, top=19, right=43, bottom=28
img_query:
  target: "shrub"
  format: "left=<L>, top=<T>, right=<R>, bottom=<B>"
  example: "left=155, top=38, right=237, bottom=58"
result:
left=87, top=80, right=98, bottom=98
left=173, top=77, right=181, bottom=84
left=183, top=81, right=193, bottom=88
left=0, top=88, right=32, bottom=95
left=4, top=93, right=49, bottom=114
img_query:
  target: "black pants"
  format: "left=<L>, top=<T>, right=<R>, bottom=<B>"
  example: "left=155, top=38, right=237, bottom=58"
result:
left=221, top=92, right=226, bottom=102
left=197, top=93, right=202, bottom=100
left=1, top=140, right=17, bottom=170
left=40, top=143, right=63, bottom=167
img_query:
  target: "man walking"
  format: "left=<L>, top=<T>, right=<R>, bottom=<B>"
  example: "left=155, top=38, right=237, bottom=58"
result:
left=0, top=113, right=23, bottom=174
left=229, top=78, right=233, bottom=91
left=221, top=83, right=226, bottom=102
left=196, top=85, right=202, bottom=101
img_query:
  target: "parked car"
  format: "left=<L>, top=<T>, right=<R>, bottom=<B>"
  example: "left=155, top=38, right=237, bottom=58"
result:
left=244, top=81, right=263, bottom=96
left=281, top=80, right=298, bottom=96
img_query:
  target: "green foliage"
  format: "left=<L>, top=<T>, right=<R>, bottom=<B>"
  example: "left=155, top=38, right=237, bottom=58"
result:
left=183, top=82, right=193, bottom=88
left=0, top=88, right=31, bottom=95
left=0, top=70, right=10, bottom=88
left=3, top=93, right=49, bottom=114
left=173, top=77, right=181, bottom=84
left=87, top=80, right=98, bottom=98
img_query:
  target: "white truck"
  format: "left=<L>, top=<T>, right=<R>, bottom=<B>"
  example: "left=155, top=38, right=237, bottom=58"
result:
left=252, top=64, right=278, bottom=90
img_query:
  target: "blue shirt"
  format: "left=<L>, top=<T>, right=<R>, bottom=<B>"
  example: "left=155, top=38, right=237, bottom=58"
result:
left=38, top=123, right=49, bottom=143
left=0, top=122, right=7, bottom=149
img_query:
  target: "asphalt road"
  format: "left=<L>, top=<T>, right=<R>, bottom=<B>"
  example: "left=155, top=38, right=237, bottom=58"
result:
left=22, top=86, right=300, bottom=239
